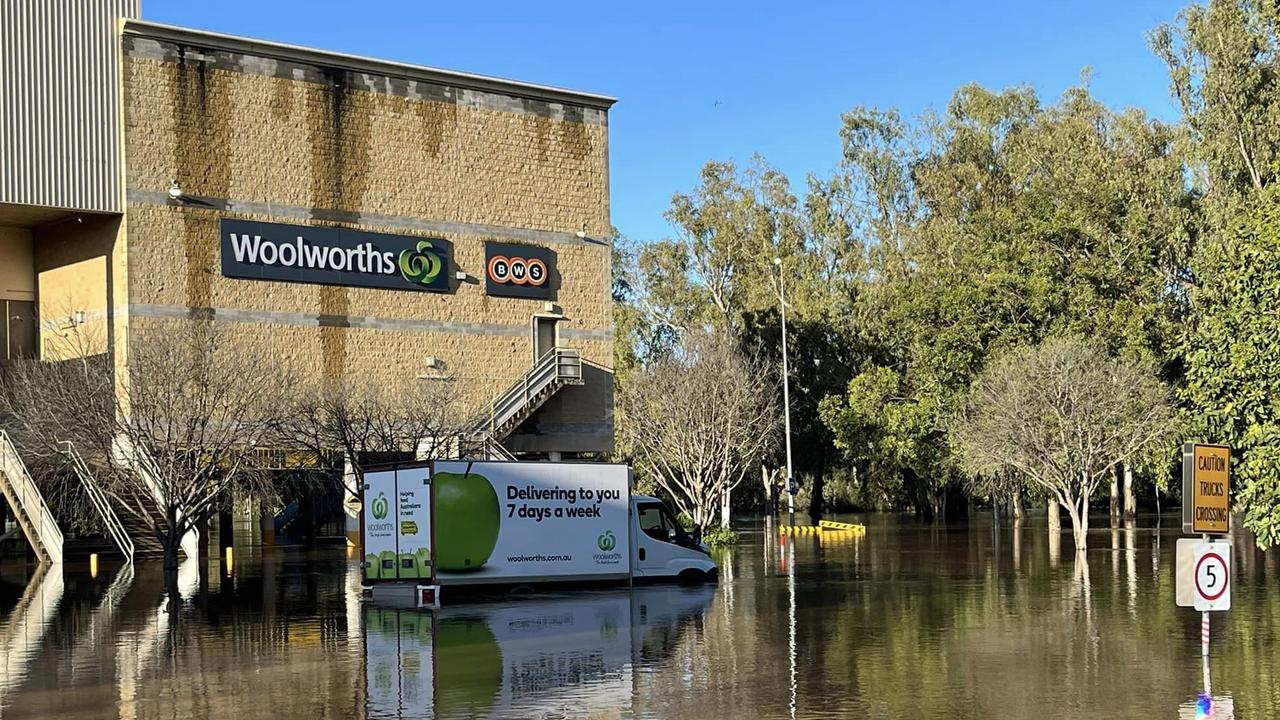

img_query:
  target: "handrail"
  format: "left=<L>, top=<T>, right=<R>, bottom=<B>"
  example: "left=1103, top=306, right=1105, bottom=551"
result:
left=61, top=441, right=134, bottom=564
left=0, top=430, right=64, bottom=564
left=471, top=348, right=583, bottom=437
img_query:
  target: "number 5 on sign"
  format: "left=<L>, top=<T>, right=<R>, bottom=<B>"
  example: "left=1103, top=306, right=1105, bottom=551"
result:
left=1177, top=539, right=1231, bottom=611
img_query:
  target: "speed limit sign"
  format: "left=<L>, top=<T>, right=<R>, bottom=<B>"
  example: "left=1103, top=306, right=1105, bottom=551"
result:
left=1177, top=539, right=1231, bottom=611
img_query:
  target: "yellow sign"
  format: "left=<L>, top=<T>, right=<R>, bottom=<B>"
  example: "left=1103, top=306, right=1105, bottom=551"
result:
left=1183, top=443, right=1230, bottom=534
left=401, top=521, right=419, bottom=536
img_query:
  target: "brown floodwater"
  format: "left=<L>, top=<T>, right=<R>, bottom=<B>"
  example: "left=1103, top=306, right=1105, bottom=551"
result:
left=0, top=513, right=1276, bottom=719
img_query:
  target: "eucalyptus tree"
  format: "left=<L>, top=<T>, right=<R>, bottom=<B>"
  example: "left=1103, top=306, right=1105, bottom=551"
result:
left=820, top=81, right=1193, bottom=517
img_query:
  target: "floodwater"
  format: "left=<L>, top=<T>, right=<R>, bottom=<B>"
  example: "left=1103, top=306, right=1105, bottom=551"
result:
left=0, top=514, right=1277, bottom=719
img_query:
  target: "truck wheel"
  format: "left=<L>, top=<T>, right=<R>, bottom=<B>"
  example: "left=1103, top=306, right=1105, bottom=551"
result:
left=677, top=569, right=706, bottom=585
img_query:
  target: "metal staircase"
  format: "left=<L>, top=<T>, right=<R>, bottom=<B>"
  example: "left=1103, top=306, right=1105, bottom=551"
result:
left=110, top=435, right=198, bottom=560
left=471, top=347, right=583, bottom=442
left=0, top=430, right=63, bottom=565
left=61, top=441, right=134, bottom=563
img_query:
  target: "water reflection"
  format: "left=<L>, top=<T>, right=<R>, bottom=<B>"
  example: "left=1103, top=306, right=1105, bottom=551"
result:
left=365, top=586, right=714, bottom=719
left=0, top=514, right=1275, bottom=719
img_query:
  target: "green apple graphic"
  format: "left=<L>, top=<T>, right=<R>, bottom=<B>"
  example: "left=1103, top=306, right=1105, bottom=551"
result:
left=434, top=471, right=500, bottom=572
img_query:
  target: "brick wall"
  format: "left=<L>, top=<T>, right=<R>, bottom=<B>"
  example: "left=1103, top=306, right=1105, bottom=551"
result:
left=121, top=31, right=614, bottom=453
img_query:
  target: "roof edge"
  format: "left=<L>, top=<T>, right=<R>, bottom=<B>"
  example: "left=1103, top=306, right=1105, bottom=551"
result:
left=123, top=19, right=617, bottom=110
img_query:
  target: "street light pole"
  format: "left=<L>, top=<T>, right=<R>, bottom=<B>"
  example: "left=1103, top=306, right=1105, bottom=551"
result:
left=775, top=257, right=795, bottom=526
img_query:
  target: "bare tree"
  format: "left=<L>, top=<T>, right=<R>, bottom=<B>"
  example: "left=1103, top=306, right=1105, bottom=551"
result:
left=617, top=330, right=780, bottom=532
left=284, top=377, right=470, bottom=495
left=951, top=336, right=1174, bottom=550
left=1, top=323, right=292, bottom=570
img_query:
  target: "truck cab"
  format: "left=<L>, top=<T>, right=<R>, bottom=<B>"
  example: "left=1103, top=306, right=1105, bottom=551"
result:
left=630, top=495, right=718, bottom=583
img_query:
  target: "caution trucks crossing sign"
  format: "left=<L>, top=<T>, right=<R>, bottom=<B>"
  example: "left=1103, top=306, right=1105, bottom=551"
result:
left=1182, top=443, right=1230, bottom=535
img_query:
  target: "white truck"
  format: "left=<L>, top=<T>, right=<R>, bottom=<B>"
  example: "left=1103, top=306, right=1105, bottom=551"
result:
left=360, top=460, right=716, bottom=601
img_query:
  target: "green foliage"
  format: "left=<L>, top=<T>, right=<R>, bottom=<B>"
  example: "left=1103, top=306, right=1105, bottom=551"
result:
left=701, top=525, right=738, bottom=548
left=1183, top=185, right=1280, bottom=546
left=820, top=82, right=1191, bottom=518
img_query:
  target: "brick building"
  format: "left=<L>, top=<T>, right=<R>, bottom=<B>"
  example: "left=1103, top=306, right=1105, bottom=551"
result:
left=1, top=2, right=616, bottom=462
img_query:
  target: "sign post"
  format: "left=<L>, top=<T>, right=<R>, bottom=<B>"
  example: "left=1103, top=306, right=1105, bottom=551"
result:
left=1177, top=442, right=1232, bottom=695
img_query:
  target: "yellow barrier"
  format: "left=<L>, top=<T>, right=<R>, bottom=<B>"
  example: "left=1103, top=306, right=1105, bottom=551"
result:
left=818, top=520, right=866, bottom=533
left=778, top=525, right=821, bottom=534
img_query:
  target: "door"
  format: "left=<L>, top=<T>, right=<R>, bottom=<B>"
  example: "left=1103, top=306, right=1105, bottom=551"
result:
left=533, top=315, right=559, bottom=362
left=635, top=501, right=685, bottom=577
left=2, top=300, right=35, bottom=362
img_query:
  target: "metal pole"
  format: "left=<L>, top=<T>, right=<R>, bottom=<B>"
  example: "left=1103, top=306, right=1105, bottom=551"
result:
left=776, top=258, right=795, bottom=527
left=1201, top=532, right=1210, bottom=659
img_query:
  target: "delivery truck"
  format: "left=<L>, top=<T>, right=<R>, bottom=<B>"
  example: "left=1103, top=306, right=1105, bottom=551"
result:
left=360, top=460, right=716, bottom=600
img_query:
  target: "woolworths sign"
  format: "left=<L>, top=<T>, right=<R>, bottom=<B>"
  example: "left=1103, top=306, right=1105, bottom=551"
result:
left=220, top=218, right=451, bottom=292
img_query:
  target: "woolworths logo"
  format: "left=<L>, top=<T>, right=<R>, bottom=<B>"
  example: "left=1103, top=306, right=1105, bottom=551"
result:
left=398, top=240, right=443, bottom=286
left=597, top=530, right=616, bottom=552
left=371, top=493, right=389, bottom=520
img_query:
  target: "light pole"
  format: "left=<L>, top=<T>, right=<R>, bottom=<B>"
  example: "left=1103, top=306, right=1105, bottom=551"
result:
left=774, top=257, right=795, bottom=527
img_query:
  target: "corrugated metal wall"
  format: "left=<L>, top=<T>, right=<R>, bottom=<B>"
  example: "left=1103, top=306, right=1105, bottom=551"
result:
left=0, top=0, right=139, bottom=215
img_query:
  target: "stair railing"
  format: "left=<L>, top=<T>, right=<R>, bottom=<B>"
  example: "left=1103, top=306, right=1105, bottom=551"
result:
left=472, top=348, right=583, bottom=438
left=0, top=430, right=64, bottom=564
left=60, top=441, right=134, bottom=564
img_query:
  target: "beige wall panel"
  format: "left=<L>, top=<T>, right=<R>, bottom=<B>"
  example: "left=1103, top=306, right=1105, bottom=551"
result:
left=0, top=226, right=34, bottom=301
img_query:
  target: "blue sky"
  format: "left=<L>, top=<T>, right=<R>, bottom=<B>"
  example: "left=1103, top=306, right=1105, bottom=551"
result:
left=143, top=0, right=1187, bottom=243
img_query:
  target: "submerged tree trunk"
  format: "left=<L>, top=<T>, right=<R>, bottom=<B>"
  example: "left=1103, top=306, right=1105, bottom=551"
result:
left=1059, top=493, right=1090, bottom=551
left=1109, top=465, right=1120, bottom=528
left=1011, top=484, right=1025, bottom=521
left=1123, top=464, right=1136, bottom=520
left=1047, top=497, right=1061, bottom=534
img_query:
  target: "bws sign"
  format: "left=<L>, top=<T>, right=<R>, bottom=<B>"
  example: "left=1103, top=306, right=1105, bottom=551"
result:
left=221, top=218, right=451, bottom=292
left=485, top=242, right=554, bottom=299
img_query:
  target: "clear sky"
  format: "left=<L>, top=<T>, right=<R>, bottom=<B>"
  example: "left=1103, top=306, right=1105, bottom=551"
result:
left=142, top=0, right=1187, bottom=244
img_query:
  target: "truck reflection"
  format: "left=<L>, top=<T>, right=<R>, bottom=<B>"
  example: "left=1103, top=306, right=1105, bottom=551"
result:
left=363, top=585, right=716, bottom=718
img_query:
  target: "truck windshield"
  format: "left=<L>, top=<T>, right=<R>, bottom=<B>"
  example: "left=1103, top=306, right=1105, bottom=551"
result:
left=637, top=502, right=690, bottom=545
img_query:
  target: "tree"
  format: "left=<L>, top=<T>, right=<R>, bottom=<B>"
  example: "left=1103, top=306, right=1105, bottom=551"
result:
left=821, top=82, right=1193, bottom=517
left=1181, top=185, right=1280, bottom=546
left=952, top=336, right=1174, bottom=550
left=1, top=323, right=291, bottom=570
left=616, top=331, right=779, bottom=531
left=1152, top=0, right=1280, bottom=546
left=285, top=376, right=470, bottom=496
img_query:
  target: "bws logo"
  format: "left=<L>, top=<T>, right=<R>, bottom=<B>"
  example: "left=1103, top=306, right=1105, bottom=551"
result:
left=399, top=240, right=444, bottom=286
left=487, top=254, right=547, bottom=287
left=483, top=241, right=553, bottom=299
left=371, top=492, right=389, bottom=520
left=597, top=530, right=617, bottom=552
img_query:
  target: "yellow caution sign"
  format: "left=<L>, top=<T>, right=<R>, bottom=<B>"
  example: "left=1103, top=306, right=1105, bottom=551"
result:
left=1183, top=443, right=1230, bottom=535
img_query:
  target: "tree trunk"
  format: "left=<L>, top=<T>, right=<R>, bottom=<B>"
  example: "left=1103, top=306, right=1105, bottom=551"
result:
left=1061, top=494, right=1090, bottom=551
left=720, top=484, right=732, bottom=528
left=1123, top=464, right=1136, bottom=521
left=163, top=535, right=182, bottom=572
left=762, top=465, right=774, bottom=516
left=1047, top=497, right=1061, bottom=534
left=1011, top=485, right=1025, bottom=521
left=1109, top=465, right=1120, bottom=528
